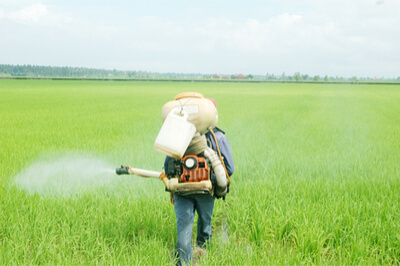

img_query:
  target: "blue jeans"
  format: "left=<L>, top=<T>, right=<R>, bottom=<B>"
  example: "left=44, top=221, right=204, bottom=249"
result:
left=174, top=193, right=215, bottom=266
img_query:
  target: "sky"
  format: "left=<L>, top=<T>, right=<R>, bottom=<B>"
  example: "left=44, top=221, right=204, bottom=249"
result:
left=1, top=0, right=399, bottom=78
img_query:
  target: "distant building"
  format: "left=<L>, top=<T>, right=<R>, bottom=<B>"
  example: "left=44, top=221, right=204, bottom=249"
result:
left=211, top=74, right=220, bottom=79
left=232, top=74, right=247, bottom=79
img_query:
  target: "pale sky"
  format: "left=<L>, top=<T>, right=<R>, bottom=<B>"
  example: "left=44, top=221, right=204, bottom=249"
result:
left=1, top=0, right=399, bottom=77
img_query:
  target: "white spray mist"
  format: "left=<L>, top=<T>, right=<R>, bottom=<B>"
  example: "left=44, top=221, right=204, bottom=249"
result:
left=11, top=154, right=117, bottom=197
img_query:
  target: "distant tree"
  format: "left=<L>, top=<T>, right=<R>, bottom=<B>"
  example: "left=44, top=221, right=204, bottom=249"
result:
left=294, top=72, right=302, bottom=81
left=324, top=75, right=328, bottom=82
left=313, top=75, right=320, bottom=81
left=246, top=74, right=253, bottom=79
left=281, top=72, right=286, bottom=80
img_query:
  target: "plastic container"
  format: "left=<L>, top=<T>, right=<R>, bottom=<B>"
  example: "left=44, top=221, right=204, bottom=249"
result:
left=161, top=94, right=218, bottom=134
left=154, top=109, right=196, bottom=159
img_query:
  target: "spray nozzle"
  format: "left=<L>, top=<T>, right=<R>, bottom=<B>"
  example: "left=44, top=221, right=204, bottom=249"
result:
left=116, top=165, right=130, bottom=175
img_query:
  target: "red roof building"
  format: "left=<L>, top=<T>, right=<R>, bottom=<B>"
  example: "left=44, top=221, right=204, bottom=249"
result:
left=232, top=74, right=247, bottom=79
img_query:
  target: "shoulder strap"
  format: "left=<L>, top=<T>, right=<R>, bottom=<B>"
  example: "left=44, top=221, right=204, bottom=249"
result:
left=212, top=127, right=225, bottom=134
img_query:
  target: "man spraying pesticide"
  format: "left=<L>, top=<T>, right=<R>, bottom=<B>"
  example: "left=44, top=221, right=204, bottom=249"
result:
left=116, top=92, right=234, bottom=265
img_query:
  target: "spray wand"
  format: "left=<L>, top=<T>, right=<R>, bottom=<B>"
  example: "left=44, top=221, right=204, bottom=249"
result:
left=116, top=165, right=176, bottom=190
left=116, top=165, right=163, bottom=178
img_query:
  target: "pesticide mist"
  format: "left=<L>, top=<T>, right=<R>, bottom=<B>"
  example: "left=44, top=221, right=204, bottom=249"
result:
left=12, top=155, right=116, bottom=197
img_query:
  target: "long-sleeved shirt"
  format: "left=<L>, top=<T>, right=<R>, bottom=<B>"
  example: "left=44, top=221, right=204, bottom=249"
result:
left=205, top=127, right=234, bottom=177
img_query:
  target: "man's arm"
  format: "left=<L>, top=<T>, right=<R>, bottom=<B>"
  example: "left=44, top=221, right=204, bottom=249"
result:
left=207, top=129, right=234, bottom=177
left=216, top=134, right=234, bottom=176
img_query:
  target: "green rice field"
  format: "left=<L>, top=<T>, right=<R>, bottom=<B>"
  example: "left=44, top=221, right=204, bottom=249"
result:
left=1, top=79, right=400, bottom=264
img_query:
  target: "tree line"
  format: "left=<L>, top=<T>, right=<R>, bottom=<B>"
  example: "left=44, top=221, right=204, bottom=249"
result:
left=1, top=64, right=399, bottom=82
left=0, top=64, right=155, bottom=79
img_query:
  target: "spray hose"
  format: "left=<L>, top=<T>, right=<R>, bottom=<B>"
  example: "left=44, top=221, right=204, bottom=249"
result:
left=116, top=165, right=163, bottom=179
left=208, top=128, right=231, bottom=185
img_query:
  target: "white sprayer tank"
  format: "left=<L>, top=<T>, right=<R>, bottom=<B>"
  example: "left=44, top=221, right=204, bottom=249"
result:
left=154, top=109, right=196, bottom=159
left=154, top=92, right=218, bottom=158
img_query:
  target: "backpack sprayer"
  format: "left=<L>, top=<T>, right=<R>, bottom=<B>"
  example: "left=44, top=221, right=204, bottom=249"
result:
left=115, top=92, right=229, bottom=197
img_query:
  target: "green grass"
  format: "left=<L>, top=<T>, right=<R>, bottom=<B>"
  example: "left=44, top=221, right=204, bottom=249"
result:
left=1, top=79, right=400, bottom=264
